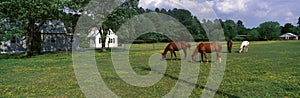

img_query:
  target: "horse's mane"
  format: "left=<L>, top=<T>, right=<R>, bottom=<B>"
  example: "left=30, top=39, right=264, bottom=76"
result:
left=162, top=43, right=171, bottom=56
left=162, top=41, right=190, bottom=60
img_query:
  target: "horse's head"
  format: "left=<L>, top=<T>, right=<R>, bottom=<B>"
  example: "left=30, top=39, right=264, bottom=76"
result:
left=239, top=48, right=242, bottom=53
left=191, top=54, right=196, bottom=63
left=161, top=53, right=166, bottom=60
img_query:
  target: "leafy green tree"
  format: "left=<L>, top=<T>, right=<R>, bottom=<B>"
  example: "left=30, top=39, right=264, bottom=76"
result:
left=102, top=1, right=139, bottom=46
left=258, top=21, right=281, bottom=40
left=0, top=0, right=91, bottom=56
left=191, top=17, right=206, bottom=41
left=281, top=23, right=295, bottom=34
left=150, top=8, right=206, bottom=41
left=0, top=19, right=23, bottom=41
left=237, top=20, right=246, bottom=35
left=297, top=17, right=300, bottom=27
left=74, top=0, right=136, bottom=51
left=247, top=29, right=260, bottom=41
left=223, top=19, right=238, bottom=40
left=0, top=0, right=66, bottom=55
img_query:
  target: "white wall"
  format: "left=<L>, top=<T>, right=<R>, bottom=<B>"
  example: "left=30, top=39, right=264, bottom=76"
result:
left=89, top=28, right=118, bottom=48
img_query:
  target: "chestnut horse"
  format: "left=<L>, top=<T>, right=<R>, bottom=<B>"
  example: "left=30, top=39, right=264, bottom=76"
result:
left=161, top=41, right=191, bottom=61
left=227, top=39, right=233, bottom=53
left=191, top=42, right=222, bottom=63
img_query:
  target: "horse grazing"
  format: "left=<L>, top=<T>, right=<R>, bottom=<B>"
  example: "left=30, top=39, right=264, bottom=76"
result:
left=227, top=39, right=233, bottom=53
left=161, top=41, right=191, bottom=61
left=239, top=41, right=249, bottom=53
left=191, top=42, right=222, bottom=63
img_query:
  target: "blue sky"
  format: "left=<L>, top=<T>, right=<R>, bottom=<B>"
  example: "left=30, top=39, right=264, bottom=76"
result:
left=138, top=0, right=300, bottom=28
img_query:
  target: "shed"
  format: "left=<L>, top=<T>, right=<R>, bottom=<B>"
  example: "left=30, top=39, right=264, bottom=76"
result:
left=0, top=20, right=72, bottom=53
left=279, top=33, right=298, bottom=40
left=40, top=20, right=72, bottom=52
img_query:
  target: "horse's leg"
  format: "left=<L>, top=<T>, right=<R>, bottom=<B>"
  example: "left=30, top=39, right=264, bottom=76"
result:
left=191, top=49, right=198, bottom=63
left=216, top=52, right=221, bottom=63
left=183, top=49, right=187, bottom=60
left=204, top=52, right=208, bottom=63
left=227, top=47, right=230, bottom=53
left=170, top=50, right=173, bottom=61
left=245, top=46, right=248, bottom=53
left=173, top=51, right=178, bottom=60
left=200, top=53, right=204, bottom=63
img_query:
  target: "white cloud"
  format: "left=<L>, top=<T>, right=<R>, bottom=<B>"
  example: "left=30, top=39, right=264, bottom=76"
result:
left=214, top=0, right=249, bottom=13
left=253, top=2, right=270, bottom=18
left=138, top=0, right=177, bottom=10
left=138, top=0, right=218, bottom=20
left=285, top=10, right=294, bottom=21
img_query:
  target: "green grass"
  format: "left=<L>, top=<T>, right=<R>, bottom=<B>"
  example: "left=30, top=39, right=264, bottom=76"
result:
left=0, top=41, right=300, bottom=97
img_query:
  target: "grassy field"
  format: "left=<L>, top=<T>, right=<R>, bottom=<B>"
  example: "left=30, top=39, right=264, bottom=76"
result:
left=0, top=41, right=300, bottom=97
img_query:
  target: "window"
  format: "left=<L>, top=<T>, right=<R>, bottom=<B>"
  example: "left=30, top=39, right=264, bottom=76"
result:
left=108, top=38, right=112, bottom=43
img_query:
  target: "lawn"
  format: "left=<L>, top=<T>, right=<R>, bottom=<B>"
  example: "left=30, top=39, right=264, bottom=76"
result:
left=0, top=41, right=299, bottom=97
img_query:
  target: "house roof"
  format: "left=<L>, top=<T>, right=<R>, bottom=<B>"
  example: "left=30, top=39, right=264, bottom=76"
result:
left=40, top=20, right=67, bottom=34
left=279, top=33, right=297, bottom=37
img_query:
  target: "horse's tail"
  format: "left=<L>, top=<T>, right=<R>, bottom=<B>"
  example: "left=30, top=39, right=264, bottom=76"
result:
left=191, top=46, right=199, bottom=63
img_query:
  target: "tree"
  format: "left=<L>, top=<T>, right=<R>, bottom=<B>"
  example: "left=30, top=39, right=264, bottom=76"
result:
left=294, top=17, right=300, bottom=35
left=297, top=17, right=300, bottom=27
left=99, top=0, right=141, bottom=51
left=237, top=20, right=246, bottom=35
left=281, top=23, right=295, bottom=34
left=223, top=20, right=238, bottom=40
left=258, top=21, right=281, bottom=40
left=0, top=0, right=89, bottom=56
left=0, top=0, right=59, bottom=56
left=0, top=18, right=23, bottom=41
left=247, top=29, right=260, bottom=41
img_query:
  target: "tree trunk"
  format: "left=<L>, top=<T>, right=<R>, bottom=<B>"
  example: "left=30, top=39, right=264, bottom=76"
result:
left=25, top=20, right=42, bottom=56
left=99, top=27, right=107, bottom=52
left=101, top=37, right=107, bottom=52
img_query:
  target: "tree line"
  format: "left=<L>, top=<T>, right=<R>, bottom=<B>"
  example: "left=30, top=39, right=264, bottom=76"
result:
left=1, top=0, right=300, bottom=55
left=104, top=2, right=300, bottom=42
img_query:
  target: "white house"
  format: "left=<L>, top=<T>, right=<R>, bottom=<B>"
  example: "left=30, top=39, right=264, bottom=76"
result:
left=88, top=27, right=118, bottom=48
left=279, top=33, right=298, bottom=40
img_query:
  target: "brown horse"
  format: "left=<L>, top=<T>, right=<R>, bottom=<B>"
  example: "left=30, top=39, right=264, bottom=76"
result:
left=161, top=41, right=191, bottom=61
left=191, top=42, right=222, bottom=63
left=227, top=39, right=233, bottom=53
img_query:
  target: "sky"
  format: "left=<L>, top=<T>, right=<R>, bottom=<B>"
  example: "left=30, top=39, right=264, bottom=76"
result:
left=138, top=0, right=300, bottom=28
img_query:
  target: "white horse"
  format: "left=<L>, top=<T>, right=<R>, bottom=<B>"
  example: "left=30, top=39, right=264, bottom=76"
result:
left=239, top=41, right=249, bottom=53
